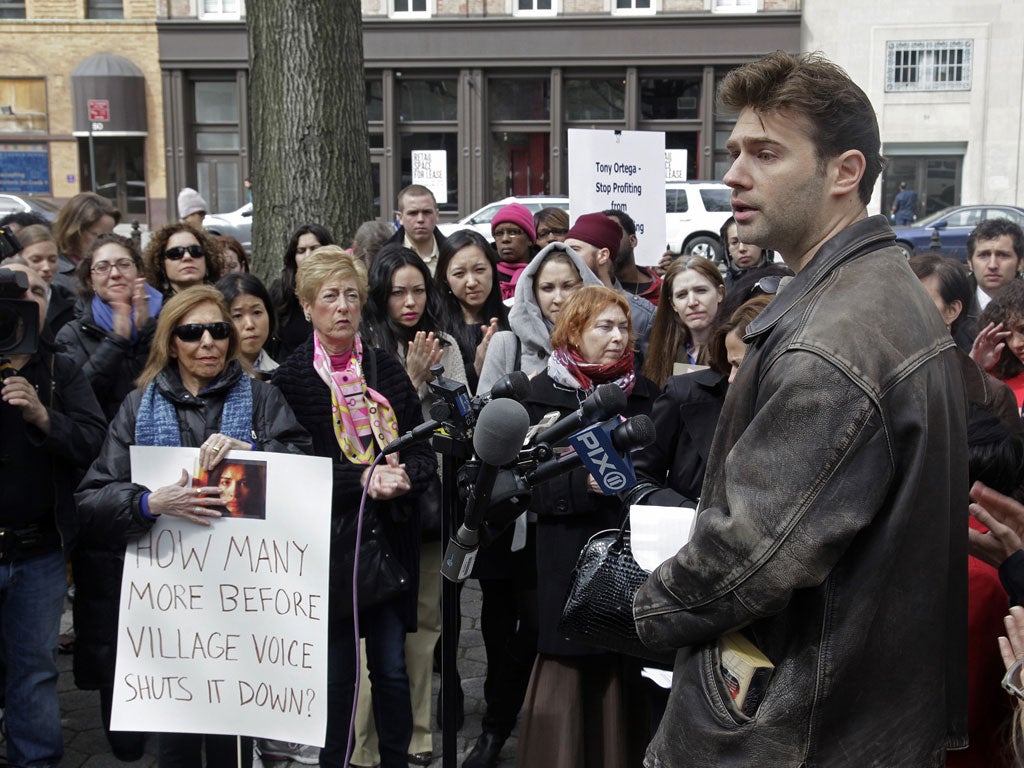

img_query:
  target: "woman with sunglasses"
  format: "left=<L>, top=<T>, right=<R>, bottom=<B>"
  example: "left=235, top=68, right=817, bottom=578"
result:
left=642, top=256, right=726, bottom=389
left=77, top=285, right=311, bottom=768
left=142, top=222, right=224, bottom=300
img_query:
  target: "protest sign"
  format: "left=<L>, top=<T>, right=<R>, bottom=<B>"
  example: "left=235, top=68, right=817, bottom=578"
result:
left=111, top=446, right=332, bottom=747
left=568, top=129, right=666, bottom=266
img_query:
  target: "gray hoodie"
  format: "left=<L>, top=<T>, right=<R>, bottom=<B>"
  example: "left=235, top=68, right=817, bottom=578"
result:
left=478, top=242, right=603, bottom=394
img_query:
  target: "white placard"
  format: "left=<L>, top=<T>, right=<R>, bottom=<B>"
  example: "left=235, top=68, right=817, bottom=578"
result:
left=665, top=149, right=688, bottom=181
left=112, top=446, right=332, bottom=746
left=412, top=150, right=448, bottom=204
left=630, top=504, right=697, bottom=572
left=568, top=129, right=666, bottom=266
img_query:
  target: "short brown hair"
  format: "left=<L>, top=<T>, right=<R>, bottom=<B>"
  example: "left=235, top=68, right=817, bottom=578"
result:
left=76, top=233, right=144, bottom=300
left=295, top=245, right=368, bottom=308
left=718, top=51, right=883, bottom=205
left=143, top=222, right=224, bottom=294
left=549, top=285, right=633, bottom=353
left=52, top=192, right=121, bottom=257
left=396, top=184, right=437, bottom=213
left=137, top=285, right=239, bottom=390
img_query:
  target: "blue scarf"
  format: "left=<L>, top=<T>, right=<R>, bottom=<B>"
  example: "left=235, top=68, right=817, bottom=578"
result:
left=91, top=282, right=164, bottom=344
left=135, top=368, right=253, bottom=446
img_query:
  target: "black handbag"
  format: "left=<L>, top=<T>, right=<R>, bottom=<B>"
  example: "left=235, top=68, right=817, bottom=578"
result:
left=558, top=516, right=674, bottom=665
left=332, top=506, right=410, bottom=624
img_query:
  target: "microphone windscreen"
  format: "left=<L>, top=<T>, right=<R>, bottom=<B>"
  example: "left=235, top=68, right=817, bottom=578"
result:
left=620, top=414, right=656, bottom=450
left=498, top=370, right=532, bottom=402
left=473, top=399, right=531, bottom=465
left=591, top=382, right=628, bottom=418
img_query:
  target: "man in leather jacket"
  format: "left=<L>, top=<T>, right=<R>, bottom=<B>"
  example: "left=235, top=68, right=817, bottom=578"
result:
left=634, top=52, right=968, bottom=767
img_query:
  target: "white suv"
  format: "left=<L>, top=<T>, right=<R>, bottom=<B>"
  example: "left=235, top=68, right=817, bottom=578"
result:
left=664, top=181, right=732, bottom=262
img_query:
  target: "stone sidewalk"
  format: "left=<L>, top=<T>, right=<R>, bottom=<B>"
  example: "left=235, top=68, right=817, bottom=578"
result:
left=3, top=580, right=517, bottom=768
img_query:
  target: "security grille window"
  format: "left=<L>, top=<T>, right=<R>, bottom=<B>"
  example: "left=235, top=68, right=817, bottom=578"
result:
left=886, top=40, right=973, bottom=92
left=613, top=0, right=654, bottom=15
left=391, top=0, right=430, bottom=17
left=0, top=0, right=25, bottom=19
left=514, top=0, right=555, bottom=17
left=199, top=0, right=243, bottom=19
left=87, top=0, right=124, bottom=19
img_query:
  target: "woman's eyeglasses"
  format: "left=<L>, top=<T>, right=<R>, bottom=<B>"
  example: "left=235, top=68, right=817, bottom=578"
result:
left=1003, top=658, right=1024, bottom=700
left=173, top=322, right=232, bottom=342
left=164, top=245, right=205, bottom=261
left=91, top=259, right=136, bottom=275
left=537, top=228, right=568, bottom=239
left=494, top=227, right=526, bottom=240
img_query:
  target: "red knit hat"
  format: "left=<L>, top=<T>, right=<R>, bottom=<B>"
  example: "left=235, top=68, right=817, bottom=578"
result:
left=491, top=203, right=537, bottom=243
left=566, top=213, right=623, bottom=256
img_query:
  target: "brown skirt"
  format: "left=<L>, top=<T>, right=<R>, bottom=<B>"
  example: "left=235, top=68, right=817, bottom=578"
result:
left=516, top=654, right=647, bottom=768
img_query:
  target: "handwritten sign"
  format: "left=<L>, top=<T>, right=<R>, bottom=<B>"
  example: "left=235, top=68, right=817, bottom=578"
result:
left=112, top=447, right=332, bottom=746
left=568, top=129, right=666, bottom=266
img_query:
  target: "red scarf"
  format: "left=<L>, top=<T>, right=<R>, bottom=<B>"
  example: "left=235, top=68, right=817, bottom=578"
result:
left=548, top=345, right=636, bottom=395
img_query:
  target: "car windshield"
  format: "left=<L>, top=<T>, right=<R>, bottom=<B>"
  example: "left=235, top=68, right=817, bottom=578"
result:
left=26, top=197, right=60, bottom=214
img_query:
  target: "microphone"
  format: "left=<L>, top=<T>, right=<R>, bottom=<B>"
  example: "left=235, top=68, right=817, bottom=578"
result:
left=527, top=414, right=655, bottom=489
left=382, top=402, right=453, bottom=456
left=441, top=398, right=531, bottom=582
left=477, top=370, right=531, bottom=405
left=532, top=383, right=627, bottom=447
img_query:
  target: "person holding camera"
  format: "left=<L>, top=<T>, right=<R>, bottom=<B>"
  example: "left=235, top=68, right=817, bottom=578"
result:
left=0, top=262, right=106, bottom=768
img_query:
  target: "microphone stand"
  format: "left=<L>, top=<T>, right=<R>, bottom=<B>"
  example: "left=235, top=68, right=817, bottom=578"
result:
left=432, top=431, right=471, bottom=768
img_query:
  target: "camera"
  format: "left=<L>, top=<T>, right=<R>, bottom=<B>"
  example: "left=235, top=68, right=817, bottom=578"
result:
left=0, top=226, right=22, bottom=261
left=0, top=267, right=40, bottom=361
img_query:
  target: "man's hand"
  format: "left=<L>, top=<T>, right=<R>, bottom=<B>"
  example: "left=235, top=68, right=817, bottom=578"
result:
left=2, top=374, right=50, bottom=433
left=968, top=481, right=1024, bottom=568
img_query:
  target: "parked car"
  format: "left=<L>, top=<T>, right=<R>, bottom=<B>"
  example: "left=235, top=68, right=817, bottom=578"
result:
left=437, top=196, right=569, bottom=239
left=0, top=193, right=60, bottom=223
left=203, top=202, right=253, bottom=253
left=664, top=181, right=733, bottom=262
left=894, top=204, right=1024, bottom=261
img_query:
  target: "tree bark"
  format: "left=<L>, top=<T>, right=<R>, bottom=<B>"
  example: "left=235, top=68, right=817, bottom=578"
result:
left=248, top=0, right=371, bottom=284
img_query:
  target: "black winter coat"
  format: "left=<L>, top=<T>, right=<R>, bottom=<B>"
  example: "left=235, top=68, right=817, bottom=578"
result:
left=55, top=303, right=156, bottom=422
left=633, top=368, right=728, bottom=505
left=271, top=337, right=436, bottom=631
left=522, top=371, right=657, bottom=656
left=72, top=360, right=311, bottom=690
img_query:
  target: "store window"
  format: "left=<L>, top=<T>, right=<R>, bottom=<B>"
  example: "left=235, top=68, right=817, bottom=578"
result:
left=398, top=77, right=458, bottom=212
left=399, top=133, right=458, bottom=212
left=86, top=0, right=124, bottom=19
left=367, top=79, right=384, bottom=123
left=0, top=78, right=46, bottom=133
left=640, top=77, right=701, bottom=120
left=398, top=79, right=456, bottom=122
left=886, top=40, right=972, bottom=92
left=488, top=79, right=550, bottom=122
left=565, top=78, right=625, bottom=122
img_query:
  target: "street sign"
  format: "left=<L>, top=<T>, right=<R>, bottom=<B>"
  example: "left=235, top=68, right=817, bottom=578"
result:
left=88, top=99, right=110, bottom=122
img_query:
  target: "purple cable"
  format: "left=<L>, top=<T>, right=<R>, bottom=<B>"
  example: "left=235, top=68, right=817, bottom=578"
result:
left=345, top=452, right=387, bottom=765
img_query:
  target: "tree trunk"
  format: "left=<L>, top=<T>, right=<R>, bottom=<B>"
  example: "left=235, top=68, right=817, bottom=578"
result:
left=247, top=0, right=371, bottom=284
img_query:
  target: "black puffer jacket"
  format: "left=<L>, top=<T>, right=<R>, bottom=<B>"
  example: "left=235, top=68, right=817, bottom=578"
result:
left=72, top=360, right=311, bottom=690
left=56, top=303, right=156, bottom=421
left=271, top=337, right=436, bottom=631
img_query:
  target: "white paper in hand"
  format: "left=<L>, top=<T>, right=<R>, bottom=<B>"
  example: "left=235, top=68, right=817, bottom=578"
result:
left=630, top=504, right=697, bottom=572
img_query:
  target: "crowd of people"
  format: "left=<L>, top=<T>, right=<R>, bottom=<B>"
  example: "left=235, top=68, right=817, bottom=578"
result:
left=5, top=49, right=1024, bottom=768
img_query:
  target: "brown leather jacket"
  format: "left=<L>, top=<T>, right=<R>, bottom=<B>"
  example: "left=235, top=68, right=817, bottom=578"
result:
left=635, top=216, right=969, bottom=767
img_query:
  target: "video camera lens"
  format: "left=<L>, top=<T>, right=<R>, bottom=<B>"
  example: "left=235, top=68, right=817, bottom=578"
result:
left=0, top=303, right=25, bottom=353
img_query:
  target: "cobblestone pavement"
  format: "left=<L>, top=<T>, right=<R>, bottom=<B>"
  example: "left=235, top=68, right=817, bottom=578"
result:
left=4, top=580, right=517, bottom=768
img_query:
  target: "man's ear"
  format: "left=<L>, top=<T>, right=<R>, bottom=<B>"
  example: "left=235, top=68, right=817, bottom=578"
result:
left=830, top=149, right=866, bottom=198
left=597, top=247, right=612, bottom=268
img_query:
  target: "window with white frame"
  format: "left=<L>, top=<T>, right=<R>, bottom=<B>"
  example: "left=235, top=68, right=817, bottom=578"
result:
left=513, top=0, right=556, bottom=17
left=390, top=0, right=431, bottom=18
left=885, top=40, right=972, bottom=92
left=709, top=0, right=756, bottom=13
left=198, top=0, right=243, bottom=20
left=612, top=0, right=654, bottom=15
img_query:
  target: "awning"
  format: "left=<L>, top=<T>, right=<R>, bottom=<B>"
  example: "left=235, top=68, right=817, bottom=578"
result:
left=71, top=53, right=148, bottom=137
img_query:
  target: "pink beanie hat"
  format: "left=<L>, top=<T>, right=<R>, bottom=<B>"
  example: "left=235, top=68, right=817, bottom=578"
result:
left=491, top=203, right=537, bottom=243
left=566, top=212, right=623, bottom=256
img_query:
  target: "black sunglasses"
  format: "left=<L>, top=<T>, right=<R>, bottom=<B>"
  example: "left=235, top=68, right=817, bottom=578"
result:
left=164, top=245, right=206, bottom=260
left=173, top=322, right=232, bottom=342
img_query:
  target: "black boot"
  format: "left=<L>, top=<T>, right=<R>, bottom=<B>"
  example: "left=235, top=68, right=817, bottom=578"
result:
left=462, top=731, right=505, bottom=768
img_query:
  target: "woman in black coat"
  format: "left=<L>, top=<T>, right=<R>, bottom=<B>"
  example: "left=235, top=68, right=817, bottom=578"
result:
left=270, top=246, right=436, bottom=768
left=76, top=285, right=311, bottom=767
left=516, top=286, right=658, bottom=768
